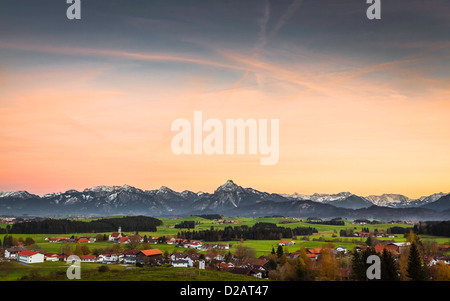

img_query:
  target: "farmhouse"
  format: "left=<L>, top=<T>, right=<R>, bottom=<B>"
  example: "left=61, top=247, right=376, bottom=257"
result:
left=81, top=254, right=97, bottom=263
left=172, top=259, right=189, bottom=268
left=46, top=237, right=69, bottom=243
left=44, top=253, right=60, bottom=262
left=137, top=249, right=163, bottom=265
left=17, top=250, right=45, bottom=263
left=184, top=241, right=204, bottom=250
left=374, top=244, right=400, bottom=256
left=305, top=247, right=322, bottom=260
left=4, top=246, right=27, bottom=259
left=98, top=253, right=122, bottom=263
left=279, top=240, right=295, bottom=246
left=387, top=242, right=410, bottom=254
left=122, top=249, right=140, bottom=264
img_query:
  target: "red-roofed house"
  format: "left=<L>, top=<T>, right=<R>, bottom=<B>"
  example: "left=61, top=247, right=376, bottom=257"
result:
left=17, top=250, right=44, bottom=263
left=305, top=247, right=322, bottom=260
left=279, top=240, right=295, bottom=246
left=374, top=244, right=399, bottom=256
left=81, top=255, right=97, bottom=263
left=77, top=238, right=90, bottom=243
left=44, top=253, right=60, bottom=262
left=137, top=249, right=163, bottom=265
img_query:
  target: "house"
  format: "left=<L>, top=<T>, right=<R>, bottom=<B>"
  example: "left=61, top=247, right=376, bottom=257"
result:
left=228, top=266, right=264, bottom=278
left=305, top=247, right=322, bottom=260
left=357, top=232, right=371, bottom=238
left=97, top=253, right=122, bottom=263
left=4, top=246, right=27, bottom=259
left=215, top=243, right=230, bottom=250
left=217, top=262, right=235, bottom=269
left=116, top=236, right=130, bottom=244
left=17, top=250, right=45, bottom=263
left=334, top=246, right=347, bottom=254
left=355, top=246, right=368, bottom=253
left=387, top=242, right=410, bottom=254
left=279, top=240, right=295, bottom=246
left=122, top=249, right=140, bottom=264
left=172, top=259, right=189, bottom=268
left=374, top=244, right=400, bottom=256
left=166, top=238, right=177, bottom=245
left=46, top=237, right=69, bottom=243
left=184, top=241, right=204, bottom=250
left=427, top=256, right=450, bottom=266
left=170, top=252, right=198, bottom=267
left=137, top=249, right=163, bottom=265
left=81, top=255, right=97, bottom=263
left=44, top=253, right=60, bottom=262
left=77, top=236, right=96, bottom=243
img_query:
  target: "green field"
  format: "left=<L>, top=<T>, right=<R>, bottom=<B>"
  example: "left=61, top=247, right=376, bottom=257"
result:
left=2, top=216, right=449, bottom=281
left=0, top=261, right=264, bottom=281
left=4, top=217, right=448, bottom=257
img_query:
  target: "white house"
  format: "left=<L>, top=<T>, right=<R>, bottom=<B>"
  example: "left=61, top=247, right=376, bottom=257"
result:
left=4, top=246, right=27, bottom=259
left=183, top=242, right=204, bottom=250
left=81, top=255, right=97, bottom=263
left=335, top=246, right=347, bottom=254
left=44, top=253, right=60, bottom=262
left=172, top=259, right=189, bottom=268
left=17, top=250, right=45, bottom=263
left=97, top=253, right=122, bottom=263
left=171, top=253, right=194, bottom=267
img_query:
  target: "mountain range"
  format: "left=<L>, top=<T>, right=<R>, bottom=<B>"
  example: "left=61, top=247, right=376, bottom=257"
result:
left=0, top=180, right=449, bottom=220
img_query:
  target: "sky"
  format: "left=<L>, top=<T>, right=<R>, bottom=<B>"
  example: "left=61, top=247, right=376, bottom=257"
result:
left=0, top=0, right=449, bottom=198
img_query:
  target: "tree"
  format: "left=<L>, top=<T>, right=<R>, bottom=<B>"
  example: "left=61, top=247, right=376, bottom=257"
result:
left=317, top=248, right=338, bottom=281
left=81, top=245, right=90, bottom=255
left=434, top=262, right=450, bottom=281
left=234, top=244, right=255, bottom=265
left=276, top=245, right=284, bottom=258
left=24, top=237, right=35, bottom=246
left=406, top=241, right=427, bottom=281
left=380, top=248, right=399, bottom=281
left=74, top=245, right=84, bottom=257
left=365, top=236, right=378, bottom=247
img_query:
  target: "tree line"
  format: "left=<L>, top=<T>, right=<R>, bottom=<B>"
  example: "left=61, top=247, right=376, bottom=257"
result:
left=8, top=216, right=162, bottom=234
left=177, top=222, right=318, bottom=241
left=414, top=221, right=450, bottom=237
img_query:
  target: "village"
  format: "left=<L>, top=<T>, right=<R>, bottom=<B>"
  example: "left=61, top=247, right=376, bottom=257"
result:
left=2, top=224, right=450, bottom=280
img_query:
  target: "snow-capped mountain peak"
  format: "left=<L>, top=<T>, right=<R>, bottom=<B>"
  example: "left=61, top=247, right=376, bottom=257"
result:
left=215, top=180, right=242, bottom=193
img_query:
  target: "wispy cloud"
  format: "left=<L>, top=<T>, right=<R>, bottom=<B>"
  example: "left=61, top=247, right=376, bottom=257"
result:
left=0, top=41, right=246, bottom=72
left=232, top=0, right=303, bottom=90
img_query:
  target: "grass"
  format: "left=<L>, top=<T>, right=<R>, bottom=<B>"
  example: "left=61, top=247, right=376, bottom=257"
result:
left=2, top=216, right=448, bottom=281
left=0, top=261, right=263, bottom=281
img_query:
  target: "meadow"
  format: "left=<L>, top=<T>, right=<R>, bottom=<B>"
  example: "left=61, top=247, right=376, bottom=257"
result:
left=3, top=216, right=448, bottom=257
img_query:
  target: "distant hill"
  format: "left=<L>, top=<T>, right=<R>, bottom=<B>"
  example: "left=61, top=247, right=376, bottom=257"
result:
left=1, top=181, right=449, bottom=221
left=421, top=194, right=450, bottom=211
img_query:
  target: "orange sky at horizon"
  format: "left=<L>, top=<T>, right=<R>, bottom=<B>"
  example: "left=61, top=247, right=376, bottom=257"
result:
left=1, top=41, right=450, bottom=199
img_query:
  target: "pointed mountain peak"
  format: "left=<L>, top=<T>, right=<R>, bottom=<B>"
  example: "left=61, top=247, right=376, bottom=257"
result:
left=216, top=180, right=242, bottom=193
left=158, top=186, right=176, bottom=194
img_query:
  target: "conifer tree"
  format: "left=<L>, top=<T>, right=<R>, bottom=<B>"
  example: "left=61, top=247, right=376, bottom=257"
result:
left=381, top=248, right=399, bottom=281
left=406, top=241, right=427, bottom=281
